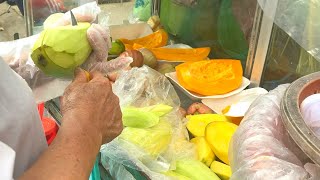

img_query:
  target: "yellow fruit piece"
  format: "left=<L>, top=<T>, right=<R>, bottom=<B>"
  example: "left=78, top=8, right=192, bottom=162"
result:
left=210, top=161, right=232, bottom=180
left=120, top=29, right=168, bottom=48
left=186, top=114, right=230, bottom=137
left=205, top=121, right=238, bottom=165
left=190, top=137, right=215, bottom=166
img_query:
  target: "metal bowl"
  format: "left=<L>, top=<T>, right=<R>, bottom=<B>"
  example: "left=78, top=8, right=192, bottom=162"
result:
left=281, top=72, right=320, bottom=166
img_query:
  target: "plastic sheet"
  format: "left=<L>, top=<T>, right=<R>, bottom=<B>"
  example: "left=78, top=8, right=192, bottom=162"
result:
left=229, top=85, right=320, bottom=179
left=258, top=0, right=320, bottom=63
left=101, top=66, right=196, bottom=179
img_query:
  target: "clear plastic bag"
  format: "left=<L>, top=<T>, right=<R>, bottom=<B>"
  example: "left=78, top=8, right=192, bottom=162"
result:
left=229, top=85, right=320, bottom=179
left=101, top=66, right=196, bottom=179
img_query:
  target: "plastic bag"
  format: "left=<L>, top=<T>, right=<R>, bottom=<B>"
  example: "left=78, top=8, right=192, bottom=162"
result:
left=257, top=0, right=320, bottom=63
left=229, top=84, right=320, bottom=179
left=100, top=66, right=196, bottom=179
left=300, top=94, right=320, bottom=137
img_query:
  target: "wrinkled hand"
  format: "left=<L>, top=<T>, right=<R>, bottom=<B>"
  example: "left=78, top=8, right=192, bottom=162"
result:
left=61, top=68, right=123, bottom=144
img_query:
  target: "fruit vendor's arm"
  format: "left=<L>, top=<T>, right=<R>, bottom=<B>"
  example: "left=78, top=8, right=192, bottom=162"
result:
left=19, top=70, right=123, bottom=180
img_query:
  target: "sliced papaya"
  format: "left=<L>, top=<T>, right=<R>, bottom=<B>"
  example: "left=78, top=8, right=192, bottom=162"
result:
left=151, top=47, right=210, bottom=62
left=119, top=29, right=168, bottom=48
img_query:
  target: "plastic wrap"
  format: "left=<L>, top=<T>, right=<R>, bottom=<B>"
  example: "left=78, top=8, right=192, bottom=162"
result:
left=300, top=94, right=320, bottom=137
left=229, top=85, right=320, bottom=179
left=258, top=0, right=320, bottom=63
left=100, top=66, right=196, bottom=179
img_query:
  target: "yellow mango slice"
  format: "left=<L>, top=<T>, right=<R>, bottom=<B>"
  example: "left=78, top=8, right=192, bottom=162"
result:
left=210, top=161, right=232, bottom=180
left=190, top=137, right=215, bottom=166
left=205, top=121, right=238, bottom=165
left=186, top=114, right=230, bottom=137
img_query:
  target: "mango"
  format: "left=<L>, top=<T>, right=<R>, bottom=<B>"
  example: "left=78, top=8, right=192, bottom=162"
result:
left=122, top=107, right=159, bottom=128
left=140, top=104, right=173, bottom=117
left=119, top=120, right=172, bottom=157
left=164, top=171, right=191, bottom=180
left=186, top=114, right=230, bottom=137
left=190, top=137, right=215, bottom=166
left=43, top=13, right=64, bottom=29
left=174, top=159, right=221, bottom=180
left=31, top=23, right=92, bottom=78
left=205, top=121, right=238, bottom=165
left=210, top=161, right=232, bottom=180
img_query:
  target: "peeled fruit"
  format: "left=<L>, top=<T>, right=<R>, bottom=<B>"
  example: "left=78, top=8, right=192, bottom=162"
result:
left=122, top=107, right=159, bottom=128
left=156, top=63, right=175, bottom=75
left=119, top=120, right=172, bottom=157
left=190, top=137, right=215, bottom=166
left=120, top=50, right=144, bottom=67
left=210, top=161, right=232, bottom=180
left=164, top=171, right=191, bottom=180
left=139, top=48, right=158, bottom=68
left=186, top=114, right=230, bottom=137
left=140, top=104, right=173, bottom=117
left=31, top=23, right=92, bottom=78
left=205, top=121, right=238, bottom=165
left=109, top=40, right=125, bottom=55
left=43, top=13, right=64, bottom=29
left=174, top=159, right=221, bottom=180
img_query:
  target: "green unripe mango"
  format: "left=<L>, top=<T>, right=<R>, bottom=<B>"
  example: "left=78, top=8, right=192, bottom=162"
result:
left=31, top=22, right=92, bottom=78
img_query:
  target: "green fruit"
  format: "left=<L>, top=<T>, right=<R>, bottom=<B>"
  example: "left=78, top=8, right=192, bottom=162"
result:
left=31, top=23, right=92, bottom=78
left=174, top=159, right=221, bottom=180
left=43, top=13, right=64, bottom=29
left=119, top=120, right=172, bottom=157
left=109, top=40, right=125, bottom=55
left=122, top=107, right=159, bottom=128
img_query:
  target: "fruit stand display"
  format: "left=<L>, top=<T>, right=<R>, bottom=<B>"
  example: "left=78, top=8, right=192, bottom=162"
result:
left=12, top=0, right=320, bottom=179
left=41, top=13, right=258, bottom=179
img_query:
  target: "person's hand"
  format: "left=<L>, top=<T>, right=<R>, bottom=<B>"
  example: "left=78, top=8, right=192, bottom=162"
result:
left=61, top=68, right=123, bottom=144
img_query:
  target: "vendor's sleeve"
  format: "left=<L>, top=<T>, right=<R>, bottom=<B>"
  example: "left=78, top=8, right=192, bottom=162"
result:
left=0, top=141, right=15, bottom=180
